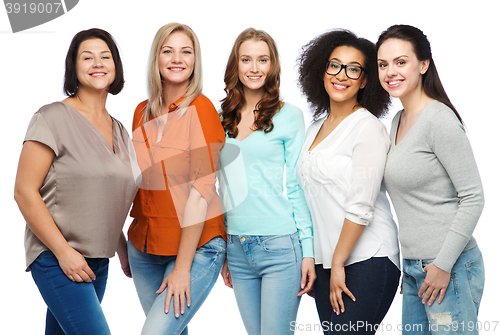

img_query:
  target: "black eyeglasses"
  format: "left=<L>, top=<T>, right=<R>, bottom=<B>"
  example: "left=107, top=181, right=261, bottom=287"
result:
left=325, top=61, right=365, bottom=80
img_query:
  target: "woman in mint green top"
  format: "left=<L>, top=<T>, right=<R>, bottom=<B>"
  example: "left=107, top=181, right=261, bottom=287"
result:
left=218, top=28, right=315, bottom=335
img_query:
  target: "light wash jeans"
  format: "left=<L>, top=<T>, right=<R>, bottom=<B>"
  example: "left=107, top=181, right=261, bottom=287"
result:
left=128, top=236, right=226, bottom=335
left=30, top=250, right=111, bottom=335
left=227, top=232, right=302, bottom=335
left=402, top=245, right=485, bottom=335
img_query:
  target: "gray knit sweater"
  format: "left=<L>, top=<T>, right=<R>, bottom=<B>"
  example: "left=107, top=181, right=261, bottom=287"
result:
left=384, top=100, right=484, bottom=273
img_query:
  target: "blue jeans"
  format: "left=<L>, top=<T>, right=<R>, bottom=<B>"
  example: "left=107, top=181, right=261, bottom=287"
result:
left=313, top=257, right=400, bottom=335
left=30, top=250, right=111, bottom=335
left=226, top=232, right=303, bottom=335
left=402, top=245, right=485, bottom=335
left=128, top=236, right=226, bottom=335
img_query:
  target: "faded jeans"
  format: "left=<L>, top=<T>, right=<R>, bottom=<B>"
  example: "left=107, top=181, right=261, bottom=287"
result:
left=128, top=236, right=226, bottom=335
left=227, top=232, right=303, bottom=335
left=402, top=245, right=485, bottom=335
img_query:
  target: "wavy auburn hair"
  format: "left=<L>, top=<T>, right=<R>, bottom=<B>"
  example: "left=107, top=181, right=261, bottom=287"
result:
left=143, top=23, right=203, bottom=123
left=221, top=28, right=282, bottom=138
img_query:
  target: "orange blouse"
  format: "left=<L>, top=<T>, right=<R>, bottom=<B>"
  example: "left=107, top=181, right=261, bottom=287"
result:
left=128, top=94, right=226, bottom=255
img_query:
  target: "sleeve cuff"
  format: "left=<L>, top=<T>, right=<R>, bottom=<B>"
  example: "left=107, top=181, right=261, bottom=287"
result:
left=300, top=238, right=314, bottom=259
left=345, top=212, right=370, bottom=226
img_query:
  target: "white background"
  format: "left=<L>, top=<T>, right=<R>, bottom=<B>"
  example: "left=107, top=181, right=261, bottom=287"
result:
left=1, top=0, right=499, bottom=334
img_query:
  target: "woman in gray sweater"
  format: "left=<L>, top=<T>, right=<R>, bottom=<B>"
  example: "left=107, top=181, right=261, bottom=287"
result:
left=376, top=25, right=484, bottom=335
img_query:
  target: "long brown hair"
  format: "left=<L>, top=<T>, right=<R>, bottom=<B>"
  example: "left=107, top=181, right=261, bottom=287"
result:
left=221, top=28, right=282, bottom=138
left=376, top=25, right=462, bottom=124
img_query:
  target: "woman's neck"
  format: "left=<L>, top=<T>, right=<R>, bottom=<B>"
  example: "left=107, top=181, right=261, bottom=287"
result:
left=400, top=88, right=434, bottom=119
left=242, top=87, right=265, bottom=115
left=65, top=86, right=108, bottom=117
left=328, top=99, right=360, bottom=124
left=162, top=81, right=189, bottom=113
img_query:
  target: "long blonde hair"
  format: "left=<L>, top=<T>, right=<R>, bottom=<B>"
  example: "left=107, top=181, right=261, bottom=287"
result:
left=143, top=23, right=203, bottom=123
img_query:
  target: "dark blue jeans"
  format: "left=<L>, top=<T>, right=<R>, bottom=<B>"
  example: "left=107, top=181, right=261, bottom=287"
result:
left=30, top=250, right=111, bottom=335
left=313, top=257, right=400, bottom=335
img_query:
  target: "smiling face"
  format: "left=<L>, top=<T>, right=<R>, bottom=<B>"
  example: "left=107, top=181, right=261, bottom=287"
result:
left=377, top=38, right=429, bottom=101
left=238, top=39, right=271, bottom=94
left=323, top=46, right=367, bottom=107
left=75, top=38, right=115, bottom=92
left=158, top=31, right=195, bottom=88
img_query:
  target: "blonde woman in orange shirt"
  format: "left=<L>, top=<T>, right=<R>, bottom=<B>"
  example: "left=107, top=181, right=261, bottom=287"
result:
left=127, top=23, right=226, bottom=335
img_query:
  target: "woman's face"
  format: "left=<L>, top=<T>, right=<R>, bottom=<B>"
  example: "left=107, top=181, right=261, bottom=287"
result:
left=238, top=39, right=271, bottom=93
left=377, top=38, right=429, bottom=100
left=158, top=31, right=195, bottom=87
left=75, top=38, right=115, bottom=92
left=323, top=46, right=367, bottom=107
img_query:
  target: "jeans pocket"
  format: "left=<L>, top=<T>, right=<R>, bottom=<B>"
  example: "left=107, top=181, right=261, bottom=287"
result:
left=466, top=255, right=485, bottom=306
left=201, top=236, right=226, bottom=254
left=191, top=238, right=225, bottom=281
left=261, top=235, right=294, bottom=253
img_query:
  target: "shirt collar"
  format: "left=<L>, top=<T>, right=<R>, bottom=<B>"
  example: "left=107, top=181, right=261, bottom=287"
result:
left=168, top=96, right=185, bottom=113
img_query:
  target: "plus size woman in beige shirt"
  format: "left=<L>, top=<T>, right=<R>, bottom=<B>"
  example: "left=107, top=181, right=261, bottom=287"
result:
left=14, top=29, right=137, bottom=335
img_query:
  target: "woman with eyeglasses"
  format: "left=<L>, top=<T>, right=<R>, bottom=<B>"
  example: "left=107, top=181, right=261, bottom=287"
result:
left=297, top=29, right=400, bottom=334
left=218, top=28, right=315, bottom=335
left=377, top=25, right=484, bottom=334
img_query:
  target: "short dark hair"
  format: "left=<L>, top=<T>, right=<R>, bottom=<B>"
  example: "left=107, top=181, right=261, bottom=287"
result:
left=297, top=29, right=390, bottom=121
left=376, top=24, right=462, bottom=124
left=63, top=28, right=124, bottom=97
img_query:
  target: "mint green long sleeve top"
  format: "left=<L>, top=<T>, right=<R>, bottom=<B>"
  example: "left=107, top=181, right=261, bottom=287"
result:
left=218, top=103, right=314, bottom=258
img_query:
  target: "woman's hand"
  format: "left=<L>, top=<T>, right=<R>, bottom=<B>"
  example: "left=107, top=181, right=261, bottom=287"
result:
left=56, top=246, right=95, bottom=283
left=116, top=233, right=132, bottom=278
left=330, top=265, right=355, bottom=315
left=15, top=141, right=96, bottom=283
left=418, top=263, right=450, bottom=306
left=220, top=258, right=233, bottom=288
left=298, top=257, right=316, bottom=296
left=157, top=268, right=191, bottom=318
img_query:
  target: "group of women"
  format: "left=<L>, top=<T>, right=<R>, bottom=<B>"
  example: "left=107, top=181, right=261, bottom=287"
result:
left=14, top=22, right=485, bottom=335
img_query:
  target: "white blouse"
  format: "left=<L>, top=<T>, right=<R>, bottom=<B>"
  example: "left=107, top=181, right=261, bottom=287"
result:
left=297, top=109, right=399, bottom=269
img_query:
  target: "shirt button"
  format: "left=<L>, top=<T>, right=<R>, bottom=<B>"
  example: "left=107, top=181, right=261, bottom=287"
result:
left=145, top=201, right=148, bottom=205
left=241, top=237, right=246, bottom=242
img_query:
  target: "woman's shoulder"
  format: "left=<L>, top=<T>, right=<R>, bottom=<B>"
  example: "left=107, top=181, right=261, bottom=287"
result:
left=134, top=100, right=148, bottom=114
left=421, top=100, right=460, bottom=123
left=280, top=102, right=302, bottom=115
left=274, top=102, right=304, bottom=122
left=36, top=101, right=70, bottom=117
left=356, top=108, right=387, bottom=129
left=191, top=94, right=216, bottom=110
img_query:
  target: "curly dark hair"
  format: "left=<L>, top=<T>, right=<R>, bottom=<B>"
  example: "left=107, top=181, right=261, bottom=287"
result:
left=297, top=29, right=390, bottom=121
left=221, top=28, right=282, bottom=138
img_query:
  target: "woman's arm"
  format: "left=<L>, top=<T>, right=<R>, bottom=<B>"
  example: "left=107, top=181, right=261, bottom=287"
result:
left=156, top=187, right=207, bottom=317
left=14, top=141, right=95, bottom=282
left=116, top=232, right=132, bottom=278
left=418, top=108, right=483, bottom=306
left=329, top=117, right=390, bottom=313
left=330, top=219, right=365, bottom=314
left=283, top=106, right=316, bottom=293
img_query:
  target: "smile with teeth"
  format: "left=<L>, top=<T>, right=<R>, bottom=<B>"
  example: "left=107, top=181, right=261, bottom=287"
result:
left=247, top=76, right=262, bottom=80
left=387, top=80, right=403, bottom=87
left=169, top=67, right=184, bottom=71
left=332, top=83, right=348, bottom=90
left=90, top=72, right=106, bottom=77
